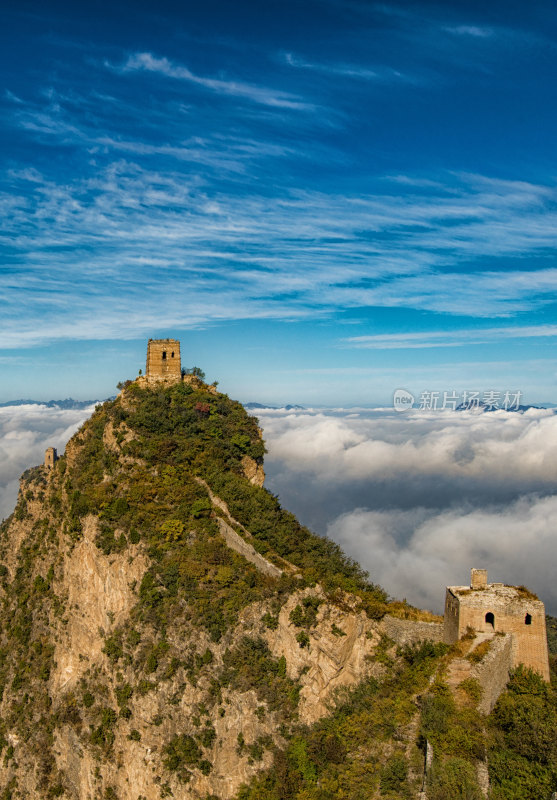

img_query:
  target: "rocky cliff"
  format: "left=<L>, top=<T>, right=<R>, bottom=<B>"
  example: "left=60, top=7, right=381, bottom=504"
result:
left=0, top=378, right=553, bottom=800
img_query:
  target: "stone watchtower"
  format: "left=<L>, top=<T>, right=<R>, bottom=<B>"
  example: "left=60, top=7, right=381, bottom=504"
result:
left=444, top=569, right=550, bottom=681
left=145, top=339, right=182, bottom=384
left=44, top=447, right=57, bottom=469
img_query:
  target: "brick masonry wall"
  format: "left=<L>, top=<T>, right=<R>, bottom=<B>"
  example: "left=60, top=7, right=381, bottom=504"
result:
left=511, top=611, right=550, bottom=681
left=444, top=590, right=460, bottom=644
left=380, top=615, right=444, bottom=647
left=444, top=585, right=550, bottom=681
left=44, top=447, right=57, bottom=469
left=145, top=339, right=181, bottom=383
left=457, top=600, right=549, bottom=681
left=472, top=633, right=513, bottom=714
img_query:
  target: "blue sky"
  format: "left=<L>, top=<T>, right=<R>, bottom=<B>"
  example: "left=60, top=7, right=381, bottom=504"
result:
left=2, top=0, right=557, bottom=405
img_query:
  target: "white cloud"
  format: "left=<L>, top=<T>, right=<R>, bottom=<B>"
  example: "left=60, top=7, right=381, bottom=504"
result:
left=344, top=324, right=557, bottom=349
left=283, top=52, right=405, bottom=82
left=0, top=405, right=94, bottom=520
left=329, top=496, right=557, bottom=613
left=4, top=161, right=557, bottom=346
left=444, top=25, right=493, bottom=38
left=8, top=71, right=557, bottom=339
left=260, top=407, right=557, bottom=613
left=262, top=406, right=557, bottom=485
left=118, top=52, right=313, bottom=110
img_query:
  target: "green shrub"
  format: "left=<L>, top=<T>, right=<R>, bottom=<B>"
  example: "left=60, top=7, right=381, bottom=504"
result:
left=380, top=752, right=408, bottom=794
left=399, top=640, right=449, bottom=666
left=289, top=597, right=322, bottom=628
left=428, top=757, right=482, bottom=800
left=467, top=640, right=491, bottom=664
left=420, top=683, right=455, bottom=740
left=198, top=725, right=216, bottom=748
left=163, top=734, right=202, bottom=771
left=221, top=637, right=300, bottom=718
left=420, top=681, right=485, bottom=761
left=90, top=707, right=117, bottom=751
left=488, top=666, right=557, bottom=798
left=103, top=632, right=123, bottom=663
left=145, top=651, right=159, bottom=674
left=115, top=683, right=133, bottom=708
left=459, top=678, right=483, bottom=705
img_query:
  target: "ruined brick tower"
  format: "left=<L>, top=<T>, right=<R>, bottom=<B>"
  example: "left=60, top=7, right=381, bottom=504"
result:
left=44, top=447, right=57, bottom=469
left=444, top=569, right=550, bottom=681
left=145, top=339, right=181, bottom=384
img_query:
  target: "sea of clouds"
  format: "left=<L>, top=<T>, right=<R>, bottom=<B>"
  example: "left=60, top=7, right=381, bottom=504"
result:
left=0, top=404, right=94, bottom=522
left=0, top=402, right=555, bottom=615
left=259, top=406, right=557, bottom=615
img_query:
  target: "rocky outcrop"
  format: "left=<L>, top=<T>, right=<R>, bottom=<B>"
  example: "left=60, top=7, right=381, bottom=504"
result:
left=241, top=455, right=265, bottom=487
left=51, top=514, right=149, bottom=694
left=0, top=377, right=521, bottom=800
left=262, top=588, right=382, bottom=724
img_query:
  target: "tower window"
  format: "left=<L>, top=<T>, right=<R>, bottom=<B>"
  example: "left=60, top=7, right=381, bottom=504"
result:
left=171, top=351, right=175, bottom=358
left=525, top=613, right=532, bottom=625
left=162, top=351, right=167, bottom=360
left=485, top=612, right=495, bottom=628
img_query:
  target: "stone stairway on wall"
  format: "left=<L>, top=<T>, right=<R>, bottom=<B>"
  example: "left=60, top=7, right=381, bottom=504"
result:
left=445, top=631, right=493, bottom=693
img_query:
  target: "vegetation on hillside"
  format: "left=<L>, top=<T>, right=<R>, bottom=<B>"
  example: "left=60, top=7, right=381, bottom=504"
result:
left=0, top=376, right=554, bottom=799
left=0, top=481, right=69, bottom=792
left=54, top=380, right=389, bottom=642
left=488, top=667, right=557, bottom=799
left=234, top=640, right=450, bottom=800
left=118, top=382, right=387, bottom=613
left=233, top=654, right=557, bottom=800
left=0, top=378, right=391, bottom=797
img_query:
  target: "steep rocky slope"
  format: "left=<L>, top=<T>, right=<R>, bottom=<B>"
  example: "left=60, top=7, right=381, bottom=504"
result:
left=0, top=378, right=554, bottom=800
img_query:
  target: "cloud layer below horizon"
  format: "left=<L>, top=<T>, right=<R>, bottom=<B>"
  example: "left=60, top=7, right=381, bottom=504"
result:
left=0, top=405, right=93, bottom=521
left=260, top=406, right=557, bottom=614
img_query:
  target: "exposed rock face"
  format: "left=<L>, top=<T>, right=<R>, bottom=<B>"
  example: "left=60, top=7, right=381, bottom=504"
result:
left=263, top=588, right=382, bottom=724
left=51, top=514, right=149, bottom=695
left=241, top=455, right=265, bottom=487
